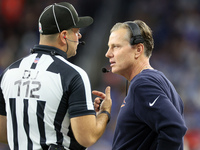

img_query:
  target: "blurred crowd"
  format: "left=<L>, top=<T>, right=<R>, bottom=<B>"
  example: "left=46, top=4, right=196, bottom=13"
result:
left=0, top=0, right=200, bottom=150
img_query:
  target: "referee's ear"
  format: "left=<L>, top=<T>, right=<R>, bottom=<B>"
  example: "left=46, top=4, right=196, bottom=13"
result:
left=59, top=30, right=68, bottom=45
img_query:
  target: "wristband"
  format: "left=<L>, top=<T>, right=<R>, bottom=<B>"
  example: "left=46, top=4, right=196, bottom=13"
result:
left=99, top=110, right=111, bottom=123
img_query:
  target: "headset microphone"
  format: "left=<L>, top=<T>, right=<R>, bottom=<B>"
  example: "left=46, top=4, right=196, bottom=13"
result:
left=102, top=68, right=110, bottom=73
left=64, top=36, right=85, bottom=45
left=102, top=67, right=128, bottom=96
left=79, top=41, right=85, bottom=45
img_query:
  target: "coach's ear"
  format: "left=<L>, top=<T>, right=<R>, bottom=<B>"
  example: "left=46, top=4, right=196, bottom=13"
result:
left=134, top=43, right=144, bottom=59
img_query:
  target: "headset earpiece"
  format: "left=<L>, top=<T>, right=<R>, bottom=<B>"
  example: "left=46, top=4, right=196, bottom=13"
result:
left=63, top=36, right=66, bottom=39
left=124, top=22, right=144, bottom=45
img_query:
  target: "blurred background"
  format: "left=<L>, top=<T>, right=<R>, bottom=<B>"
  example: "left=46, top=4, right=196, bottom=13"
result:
left=0, top=0, right=200, bottom=149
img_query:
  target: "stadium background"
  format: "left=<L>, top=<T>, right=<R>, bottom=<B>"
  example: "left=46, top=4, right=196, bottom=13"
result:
left=0, top=0, right=200, bottom=149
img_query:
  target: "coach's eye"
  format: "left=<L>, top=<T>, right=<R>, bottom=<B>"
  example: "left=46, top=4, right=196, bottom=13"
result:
left=113, top=45, right=120, bottom=49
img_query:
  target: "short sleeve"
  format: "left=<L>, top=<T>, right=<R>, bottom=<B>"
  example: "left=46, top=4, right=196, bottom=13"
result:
left=68, top=73, right=95, bottom=118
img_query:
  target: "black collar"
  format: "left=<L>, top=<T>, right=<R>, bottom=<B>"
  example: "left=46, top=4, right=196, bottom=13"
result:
left=31, top=45, right=68, bottom=60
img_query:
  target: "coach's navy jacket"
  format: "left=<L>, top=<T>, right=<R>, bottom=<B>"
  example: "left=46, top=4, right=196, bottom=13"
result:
left=112, top=69, right=187, bottom=150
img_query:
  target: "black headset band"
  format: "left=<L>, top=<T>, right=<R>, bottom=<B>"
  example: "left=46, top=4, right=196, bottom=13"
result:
left=124, top=21, right=144, bottom=45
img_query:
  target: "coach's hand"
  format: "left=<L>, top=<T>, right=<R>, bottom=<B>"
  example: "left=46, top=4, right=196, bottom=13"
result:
left=92, top=86, right=112, bottom=115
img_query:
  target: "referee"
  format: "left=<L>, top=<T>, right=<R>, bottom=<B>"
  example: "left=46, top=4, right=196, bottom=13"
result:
left=0, top=2, right=112, bottom=150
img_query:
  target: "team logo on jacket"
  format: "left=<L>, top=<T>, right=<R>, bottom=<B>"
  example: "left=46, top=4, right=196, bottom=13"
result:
left=121, top=99, right=126, bottom=108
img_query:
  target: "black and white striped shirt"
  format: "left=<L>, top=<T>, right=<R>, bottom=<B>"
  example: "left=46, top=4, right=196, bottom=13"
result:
left=0, top=45, right=95, bottom=150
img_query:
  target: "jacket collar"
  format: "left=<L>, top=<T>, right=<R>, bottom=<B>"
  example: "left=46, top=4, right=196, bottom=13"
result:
left=31, top=45, right=68, bottom=60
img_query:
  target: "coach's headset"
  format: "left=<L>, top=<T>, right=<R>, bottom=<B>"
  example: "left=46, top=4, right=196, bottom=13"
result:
left=123, top=22, right=145, bottom=96
left=124, top=21, right=144, bottom=45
